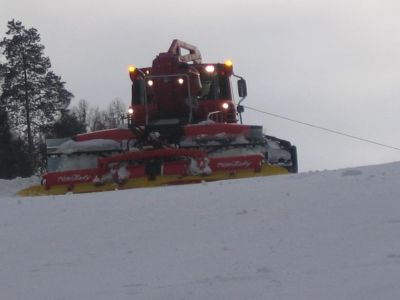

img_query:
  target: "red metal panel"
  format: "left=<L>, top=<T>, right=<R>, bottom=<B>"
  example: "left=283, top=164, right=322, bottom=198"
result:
left=126, top=165, right=146, bottom=178
left=209, top=155, right=263, bottom=172
left=43, top=168, right=100, bottom=188
left=163, top=160, right=188, bottom=176
left=98, top=148, right=207, bottom=173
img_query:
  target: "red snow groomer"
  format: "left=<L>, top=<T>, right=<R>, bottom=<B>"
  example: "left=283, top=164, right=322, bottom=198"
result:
left=19, top=40, right=297, bottom=196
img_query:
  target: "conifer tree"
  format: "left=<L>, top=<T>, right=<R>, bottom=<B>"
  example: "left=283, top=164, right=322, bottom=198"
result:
left=71, top=99, right=89, bottom=129
left=51, top=109, right=86, bottom=138
left=0, top=108, right=32, bottom=179
left=0, top=20, right=73, bottom=173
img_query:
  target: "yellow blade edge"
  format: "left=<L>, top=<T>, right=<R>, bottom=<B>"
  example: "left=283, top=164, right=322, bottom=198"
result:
left=17, top=165, right=289, bottom=197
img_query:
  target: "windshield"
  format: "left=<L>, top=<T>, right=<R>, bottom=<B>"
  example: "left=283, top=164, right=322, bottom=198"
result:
left=199, top=73, right=231, bottom=100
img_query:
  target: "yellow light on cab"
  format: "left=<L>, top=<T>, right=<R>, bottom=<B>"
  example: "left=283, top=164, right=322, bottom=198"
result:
left=128, top=65, right=136, bottom=73
left=224, top=60, right=233, bottom=67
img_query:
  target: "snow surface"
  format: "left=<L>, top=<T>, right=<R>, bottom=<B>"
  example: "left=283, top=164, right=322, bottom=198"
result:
left=56, top=139, right=121, bottom=154
left=2, top=162, right=400, bottom=299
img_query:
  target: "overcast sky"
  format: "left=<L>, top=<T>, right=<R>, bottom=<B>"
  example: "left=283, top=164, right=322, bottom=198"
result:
left=2, top=0, right=400, bottom=171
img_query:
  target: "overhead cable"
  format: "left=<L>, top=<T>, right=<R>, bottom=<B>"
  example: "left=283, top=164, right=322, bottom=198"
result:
left=244, top=105, right=400, bottom=152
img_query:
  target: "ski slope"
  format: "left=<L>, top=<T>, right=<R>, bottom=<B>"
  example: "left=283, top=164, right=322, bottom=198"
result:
left=1, top=162, right=400, bottom=299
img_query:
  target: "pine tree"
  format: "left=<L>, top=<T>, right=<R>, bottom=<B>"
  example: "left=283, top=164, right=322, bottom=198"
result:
left=71, top=99, right=89, bottom=130
left=51, top=109, right=86, bottom=138
left=0, top=20, right=73, bottom=174
left=0, top=108, right=32, bottom=179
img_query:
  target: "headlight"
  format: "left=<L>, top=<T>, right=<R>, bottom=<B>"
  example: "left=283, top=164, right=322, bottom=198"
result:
left=128, top=107, right=134, bottom=115
left=205, top=65, right=215, bottom=73
left=222, top=102, right=229, bottom=110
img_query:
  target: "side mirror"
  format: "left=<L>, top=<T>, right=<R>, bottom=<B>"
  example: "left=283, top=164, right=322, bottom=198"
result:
left=237, top=78, right=247, bottom=98
left=237, top=105, right=244, bottom=113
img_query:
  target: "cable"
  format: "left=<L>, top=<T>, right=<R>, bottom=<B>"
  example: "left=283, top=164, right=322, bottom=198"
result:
left=243, top=105, right=400, bottom=152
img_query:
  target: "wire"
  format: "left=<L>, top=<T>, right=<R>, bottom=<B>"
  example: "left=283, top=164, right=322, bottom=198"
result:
left=243, top=105, right=400, bottom=152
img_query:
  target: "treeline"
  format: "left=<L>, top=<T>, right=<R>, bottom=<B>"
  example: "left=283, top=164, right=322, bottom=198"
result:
left=0, top=20, right=127, bottom=179
left=69, top=98, right=127, bottom=133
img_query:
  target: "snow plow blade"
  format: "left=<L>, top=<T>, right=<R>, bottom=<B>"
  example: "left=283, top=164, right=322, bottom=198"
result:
left=17, top=164, right=289, bottom=196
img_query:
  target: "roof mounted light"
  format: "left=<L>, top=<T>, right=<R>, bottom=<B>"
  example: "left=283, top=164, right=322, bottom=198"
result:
left=205, top=65, right=215, bottom=73
left=224, top=60, right=233, bottom=67
left=128, top=65, right=136, bottom=73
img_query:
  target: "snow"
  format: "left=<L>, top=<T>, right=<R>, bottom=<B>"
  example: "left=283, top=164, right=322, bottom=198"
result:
left=188, top=158, right=212, bottom=176
left=47, top=139, right=123, bottom=172
left=188, top=119, right=216, bottom=126
left=56, top=139, right=121, bottom=154
left=1, top=162, right=400, bottom=299
left=0, top=176, right=40, bottom=198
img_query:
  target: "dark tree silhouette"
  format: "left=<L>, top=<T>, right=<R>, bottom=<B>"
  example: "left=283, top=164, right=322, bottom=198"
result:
left=0, top=20, right=73, bottom=174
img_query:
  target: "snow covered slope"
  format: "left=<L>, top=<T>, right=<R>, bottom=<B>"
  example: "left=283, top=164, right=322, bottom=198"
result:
left=1, top=163, right=400, bottom=299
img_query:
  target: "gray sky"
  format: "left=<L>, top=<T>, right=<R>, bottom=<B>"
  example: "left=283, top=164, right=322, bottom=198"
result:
left=2, top=0, right=400, bottom=171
